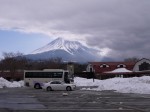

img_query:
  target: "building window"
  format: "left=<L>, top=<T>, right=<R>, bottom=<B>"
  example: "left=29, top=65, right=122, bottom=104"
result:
left=139, top=62, right=150, bottom=71
left=100, top=64, right=109, bottom=68
left=90, top=67, right=93, bottom=72
left=117, top=64, right=126, bottom=68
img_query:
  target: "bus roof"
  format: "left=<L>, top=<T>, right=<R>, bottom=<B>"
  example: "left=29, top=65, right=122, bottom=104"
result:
left=24, top=69, right=68, bottom=72
left=43, top=69, right=65, bottom=71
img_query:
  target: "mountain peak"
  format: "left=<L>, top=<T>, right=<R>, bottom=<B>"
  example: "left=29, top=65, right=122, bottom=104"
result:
left=32, top=37, right=83, bottom=55
left=28, top=38, right=102, bottom=62
left=52, top=37, right=64, bottom=43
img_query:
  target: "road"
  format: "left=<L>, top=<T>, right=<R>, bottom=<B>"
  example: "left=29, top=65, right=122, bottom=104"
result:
left=0, top=87, right=150, bottom=112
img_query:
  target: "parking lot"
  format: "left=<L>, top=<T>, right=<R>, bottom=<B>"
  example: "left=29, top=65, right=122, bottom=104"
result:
left=0, top=87, right=150, bottom=112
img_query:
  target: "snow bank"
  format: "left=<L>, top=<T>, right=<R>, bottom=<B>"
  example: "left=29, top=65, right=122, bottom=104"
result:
left=74, top=76, right=150, bottom=94
left=0, top=77, right=24, bottom=88
left=106, top=68, right=132, bottom=73
left=1, top=75, right=150, bottom=94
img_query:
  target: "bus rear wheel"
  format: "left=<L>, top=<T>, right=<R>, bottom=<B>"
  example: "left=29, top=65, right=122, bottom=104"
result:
left=34, top=83, right=41, bottom=89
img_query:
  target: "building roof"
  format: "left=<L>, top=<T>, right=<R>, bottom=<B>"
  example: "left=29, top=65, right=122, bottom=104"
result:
left=89, top=62, right=136, bottom=66
left=89, top=62, right=136, bottom=74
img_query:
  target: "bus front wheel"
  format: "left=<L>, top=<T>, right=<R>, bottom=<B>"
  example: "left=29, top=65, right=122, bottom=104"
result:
left=34, top=83, right=41, bottom=89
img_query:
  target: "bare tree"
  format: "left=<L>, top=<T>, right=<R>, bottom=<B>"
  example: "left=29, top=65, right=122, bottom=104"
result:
left=124, top=57, right=140, bottom=62
left=1, top=52, right=28, bottom=80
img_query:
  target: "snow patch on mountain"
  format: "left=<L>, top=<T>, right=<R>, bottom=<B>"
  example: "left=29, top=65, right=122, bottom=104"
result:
left=27, top=37, right=103, bottom=62
left=32, top=38, right=68, bottom=54
left=32, top=38, right=90, bottom=55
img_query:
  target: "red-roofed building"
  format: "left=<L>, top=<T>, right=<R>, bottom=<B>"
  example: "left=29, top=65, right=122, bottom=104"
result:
left=87, top=62, right=135, bottom=74
left=86, top=58, right=150, bottom=79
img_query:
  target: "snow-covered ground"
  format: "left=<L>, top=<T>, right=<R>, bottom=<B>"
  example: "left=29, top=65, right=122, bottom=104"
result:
left=74, top=76, right=150, bottom=94
left=1, top=75, right=150, bottom=94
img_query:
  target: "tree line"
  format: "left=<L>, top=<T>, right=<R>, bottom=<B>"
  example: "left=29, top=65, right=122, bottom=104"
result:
left=0, top=52, right=87, bottom=80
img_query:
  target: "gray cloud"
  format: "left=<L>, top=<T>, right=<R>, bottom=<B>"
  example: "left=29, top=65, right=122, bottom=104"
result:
left=0, top=0, right=150, bottom=60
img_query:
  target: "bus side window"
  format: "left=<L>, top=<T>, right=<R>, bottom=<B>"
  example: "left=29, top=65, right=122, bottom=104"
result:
left=52, top=72, right=62, bottom=78
left=26, top=72, right=33, bottom=78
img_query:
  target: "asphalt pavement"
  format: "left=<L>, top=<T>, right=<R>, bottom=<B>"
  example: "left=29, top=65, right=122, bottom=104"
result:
left=0, top=87, right=150, bottom=112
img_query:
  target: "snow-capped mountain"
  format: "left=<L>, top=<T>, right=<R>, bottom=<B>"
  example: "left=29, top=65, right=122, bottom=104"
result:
left=26, top=38, right=102, bottom=62
left=32, top=38, right=91, bottom=55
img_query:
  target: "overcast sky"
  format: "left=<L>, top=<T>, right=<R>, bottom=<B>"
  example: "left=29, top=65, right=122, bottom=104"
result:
left=0, top=0, right=150, bottom=60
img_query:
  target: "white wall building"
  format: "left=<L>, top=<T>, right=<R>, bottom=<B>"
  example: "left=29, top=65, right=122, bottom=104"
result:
left=133, top=58, right=150, bottom=72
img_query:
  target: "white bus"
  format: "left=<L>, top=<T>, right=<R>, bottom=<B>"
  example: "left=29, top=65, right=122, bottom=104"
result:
left=24, top=69, right=70, bottom=89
